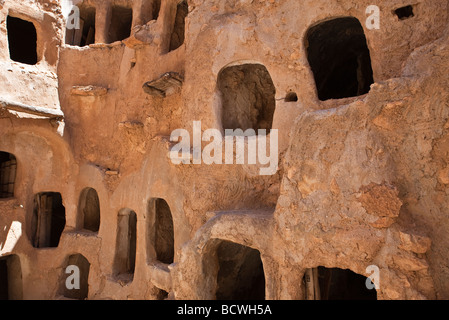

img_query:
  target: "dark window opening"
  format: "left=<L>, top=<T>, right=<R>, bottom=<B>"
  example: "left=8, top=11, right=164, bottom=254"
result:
left=154, top=199, right=175, bottom=265
left=31, top=192, right=66, bottom=248
left=77, top=188, right=100, bottom=233
left=113, top=209, right=137, bottom=282
left=169, top=0, right=188, bottom=52
left=62, top=254, right=90, bottom=300
left=216, top=241, right=265, bottom=300
left=395, top=5, right=414, bottom=20
left=218, top=64, right=276, bottom=134
left=0, top=152, right=17, bottom=199
left=152, top=0, right=161, bottom=21
left=108, top=6, right=133, bottom=43
left=0, top=255, right=23, bottom=300
left=306, top=17, right=374, bottom=101
left=285, top=92, right=298, bottom=102
left=66, top=6, right=96, bottom=46
left=7, top=16, right=38, bottom=65
left=303, top=267, right=377, bottom=300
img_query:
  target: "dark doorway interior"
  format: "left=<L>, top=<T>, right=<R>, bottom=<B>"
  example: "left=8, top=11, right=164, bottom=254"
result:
left=7, top=16, right=38, bottom=65
left=0, top=152, right=17, bottom=199
left=31, top=192, right=66, bottom=248
left=108, top=6, right=133, bottom=43
left=306, top=17, right=374, bottom=101
left=216, top=241, right=265, bottom=300
left=304, top=267, right=378, bottom=300
left=154, top=199, right=175, bottom=265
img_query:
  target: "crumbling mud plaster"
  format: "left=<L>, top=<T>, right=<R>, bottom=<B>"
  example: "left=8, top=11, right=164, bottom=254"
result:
left=0, top=0, right=448, bottom=300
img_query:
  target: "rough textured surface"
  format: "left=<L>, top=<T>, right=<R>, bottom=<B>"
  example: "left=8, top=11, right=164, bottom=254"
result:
left=0, top=0, right=448, bottom=300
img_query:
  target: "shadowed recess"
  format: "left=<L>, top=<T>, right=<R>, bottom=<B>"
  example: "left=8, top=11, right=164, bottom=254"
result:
left=216, top=241, right=265, bottom=300
left=306, top=17, right=374, bottom=101
left=7, top=16, right=38, bottom=65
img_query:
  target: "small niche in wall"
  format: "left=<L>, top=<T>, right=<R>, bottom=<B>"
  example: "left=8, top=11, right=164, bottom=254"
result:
left=148, top=198, right=175, bottom=265
left=77, top=188, right=100, bottom=233
left=218, top=63, right=276, bottom=133
left=113, top=209, right=137, bottom=282
left=394, top=5, right=415, bottom=20
left=285, top=92, right=298, bottom=102
left=7, top=16, right=38, bottom=65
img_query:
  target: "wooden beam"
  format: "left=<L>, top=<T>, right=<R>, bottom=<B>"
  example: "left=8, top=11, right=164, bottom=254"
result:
left=0, top=99, right=64, bottom=120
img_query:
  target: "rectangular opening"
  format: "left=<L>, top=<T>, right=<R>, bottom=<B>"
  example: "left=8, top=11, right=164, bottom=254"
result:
left=66, top=6, right=96, bottom=46
left=114, top=209, right=137, bottom=283
left=7, top=16, right=38, bottom=65
left=107, top=5, right=133, bottom=43
left=0, top=152, right=17, bottom=199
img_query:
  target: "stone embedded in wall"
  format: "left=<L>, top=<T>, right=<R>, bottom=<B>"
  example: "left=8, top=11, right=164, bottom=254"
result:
left=398, top=231, right=432, bottom=254
left=392, top=252, right=430, bottom=272
left=71, top=85, right=108, bottom=96
left=438, top=167, right=449, bottom=185
left=143, top=72, right=184, bottom=98
left=123, top=22, right=158, bottom=48
left=358, top=183, right=403, bottom=228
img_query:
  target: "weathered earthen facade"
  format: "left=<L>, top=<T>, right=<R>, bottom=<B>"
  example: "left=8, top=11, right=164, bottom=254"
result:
left=0, top=0, right=448, bottom=300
